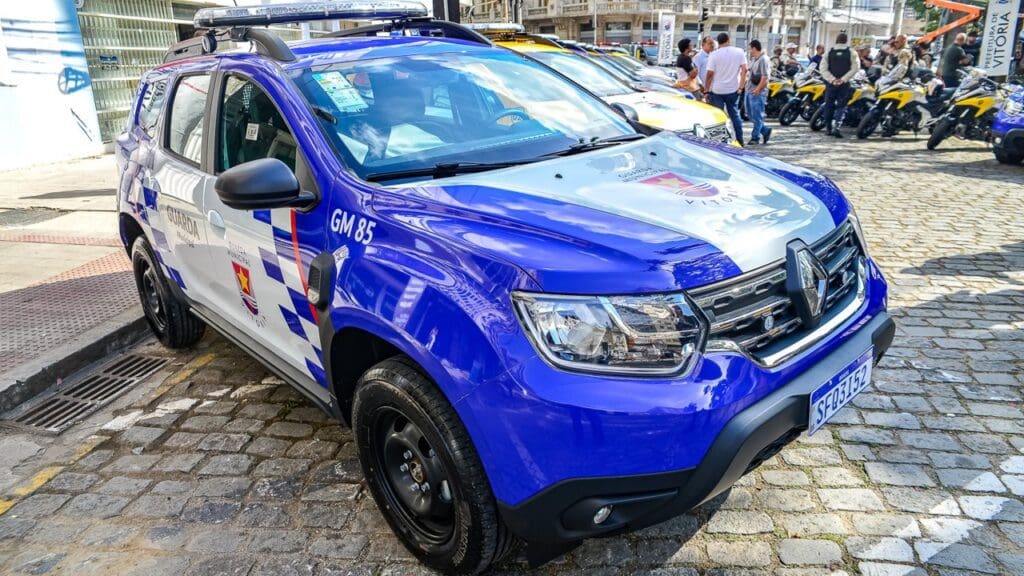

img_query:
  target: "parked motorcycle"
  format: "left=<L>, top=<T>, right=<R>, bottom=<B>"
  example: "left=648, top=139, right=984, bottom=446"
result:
left=927, top=68, right=1009, bottom=150
left=856, top=66, right=951, bottom=139
left=778, top=65, right=825, bottom=126
left=809, top=71, right=877, bottom=131
left=766, top=73, right=795, bottom=118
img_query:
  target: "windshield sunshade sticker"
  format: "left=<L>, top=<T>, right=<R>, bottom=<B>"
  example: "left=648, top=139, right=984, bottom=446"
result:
left=312, top=71, right=368, bottom=113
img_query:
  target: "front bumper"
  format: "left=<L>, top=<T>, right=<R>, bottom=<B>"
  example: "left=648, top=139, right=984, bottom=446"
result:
left=498, top=309, right=895, bottom=544
left=992, top=126, right=1024, bottom=152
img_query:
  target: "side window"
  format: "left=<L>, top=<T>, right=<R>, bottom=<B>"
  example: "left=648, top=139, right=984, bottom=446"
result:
left=219, top=76, right=296, bottom=173
left=137, top=79, right=167, bottom=138
left=166, top=74, right=210, bottom=165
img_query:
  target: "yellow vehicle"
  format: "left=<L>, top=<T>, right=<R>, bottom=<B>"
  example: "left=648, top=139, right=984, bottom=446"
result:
left=778, top=68, right=826, bottom=126
left=927, top=68, right=1009, bottom=150
left=766, top=74, right=795, bottom=118
left=493, top=36, right=736, bottom=145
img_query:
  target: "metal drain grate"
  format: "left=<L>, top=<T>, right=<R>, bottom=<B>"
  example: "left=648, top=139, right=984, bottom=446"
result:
left=7, top=354, right=170, bottom=434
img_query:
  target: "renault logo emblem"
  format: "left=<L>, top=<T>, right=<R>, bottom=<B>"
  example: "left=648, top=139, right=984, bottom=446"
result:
left=785, top=240, right=829, bottom=328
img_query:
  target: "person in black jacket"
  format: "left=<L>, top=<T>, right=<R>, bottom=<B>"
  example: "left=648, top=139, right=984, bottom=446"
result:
left=820, top=32, right=860, bottom=138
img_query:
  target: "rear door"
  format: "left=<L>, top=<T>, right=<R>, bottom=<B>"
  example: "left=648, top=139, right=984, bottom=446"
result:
left=145, top=69, right=217, bottom=305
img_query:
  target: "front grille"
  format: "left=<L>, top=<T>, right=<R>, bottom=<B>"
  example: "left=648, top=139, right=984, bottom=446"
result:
left=703, top=122, right=733, bottom=144
left=692, top=221, right=864, bottom=362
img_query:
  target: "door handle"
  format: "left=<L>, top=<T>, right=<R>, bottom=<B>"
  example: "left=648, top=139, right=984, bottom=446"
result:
left=207, top=210, right=225, bottom=233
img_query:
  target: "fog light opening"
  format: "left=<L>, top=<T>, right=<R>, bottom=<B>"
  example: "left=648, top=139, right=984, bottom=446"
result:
left=593, top=505, right=613, bottom=525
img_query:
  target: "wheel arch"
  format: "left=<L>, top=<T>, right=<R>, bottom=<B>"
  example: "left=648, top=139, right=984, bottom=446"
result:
left=119, top=212, right=146, bottom=256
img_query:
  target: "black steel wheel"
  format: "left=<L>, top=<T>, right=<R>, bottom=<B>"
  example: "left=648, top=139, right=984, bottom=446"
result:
left=131, top=236, right=205, bottom=348
left=354, top=357, right=515, bottom=575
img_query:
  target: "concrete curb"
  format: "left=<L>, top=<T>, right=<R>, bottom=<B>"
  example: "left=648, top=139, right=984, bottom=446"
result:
left=0, top=305, right=150, bottom=414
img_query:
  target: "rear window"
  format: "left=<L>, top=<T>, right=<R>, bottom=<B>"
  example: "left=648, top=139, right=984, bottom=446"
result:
left=136, top=79, right=167, bottom=138
left=166, top=74, right=211, bottom=165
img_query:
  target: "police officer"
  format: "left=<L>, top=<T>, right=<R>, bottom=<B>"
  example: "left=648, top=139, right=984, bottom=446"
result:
left=820, top=32, right=860, bottom=138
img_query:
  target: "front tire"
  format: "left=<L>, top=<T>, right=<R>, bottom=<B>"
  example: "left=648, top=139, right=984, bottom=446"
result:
left=927, top=116, right=955, bottom=150
left=778, top=99, right=801, bottom=126
left=857, top=108, right=881, bottom=139
left=131, top=236, right=205, bottom=348
left=994, top=146, right=1024, bottom=164
left=809, top=106, right=827, bottom=132
left=353, top=357, right=515, bottom=575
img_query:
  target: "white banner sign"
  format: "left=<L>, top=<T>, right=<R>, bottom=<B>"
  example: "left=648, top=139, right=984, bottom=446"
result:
left=978, top=0, right=1022, bottom=76
left=657, top=12, right=675, bottom=66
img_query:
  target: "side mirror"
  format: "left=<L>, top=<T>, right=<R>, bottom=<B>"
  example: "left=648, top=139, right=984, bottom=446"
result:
left=215, top=158, right=316, bottom=211
left=610, top=102, right=639, bottom=122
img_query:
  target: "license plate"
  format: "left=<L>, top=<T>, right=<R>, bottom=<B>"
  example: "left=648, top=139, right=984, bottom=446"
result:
left=808, top=348, right=874, bottom=435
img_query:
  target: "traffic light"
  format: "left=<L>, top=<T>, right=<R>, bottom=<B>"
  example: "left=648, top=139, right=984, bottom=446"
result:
left=700, top=8, right=709, bottom=22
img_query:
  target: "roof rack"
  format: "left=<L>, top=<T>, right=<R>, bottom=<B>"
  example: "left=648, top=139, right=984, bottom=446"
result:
left=326, top=17, right=491, bottom=45
left=164, top=1, right=431, bottom=64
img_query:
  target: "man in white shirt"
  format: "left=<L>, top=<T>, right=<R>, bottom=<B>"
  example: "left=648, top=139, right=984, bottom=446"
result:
left=704, top=32, right=748, bottom=145
left=694, top=36, right=716, bottom=88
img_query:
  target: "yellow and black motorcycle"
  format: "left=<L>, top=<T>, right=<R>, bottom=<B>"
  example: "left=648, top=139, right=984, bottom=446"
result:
left=809, top=71, right=877, bottom=132
left=766, top=72, right=795, bottom=118
left=927, top=69, right=1009, bottom=150
left=778, top=66, right=825, bottom=126
left=856, top=66, right=951, bottom=139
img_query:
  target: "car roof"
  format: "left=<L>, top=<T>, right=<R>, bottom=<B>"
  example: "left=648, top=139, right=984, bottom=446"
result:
left=151, top=35, right=496, bottom=78
left=495, top=40, right=565, bottom=53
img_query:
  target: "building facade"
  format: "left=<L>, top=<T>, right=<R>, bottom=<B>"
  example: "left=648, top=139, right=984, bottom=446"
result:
left=466, top=0, right=898, bottom=52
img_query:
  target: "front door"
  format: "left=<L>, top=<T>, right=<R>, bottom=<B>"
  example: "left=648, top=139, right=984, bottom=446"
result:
left=201, top=71, right=328, bottom=389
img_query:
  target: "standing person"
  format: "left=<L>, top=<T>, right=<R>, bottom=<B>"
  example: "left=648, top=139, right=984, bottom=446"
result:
left=809, top=44, right=826, bottom=69
left=820, top=32, right=860, bottom=138
left=675, top=38, right=700, bottom=95
left=963, top=30, right=981, bottom=66
left=694, top=36, right=715, bottom=88
left=745, top=39, right=772, bottom=145
left=940, top=33, right=971, bottom=87
left=704, top=32, right=748, bottom=145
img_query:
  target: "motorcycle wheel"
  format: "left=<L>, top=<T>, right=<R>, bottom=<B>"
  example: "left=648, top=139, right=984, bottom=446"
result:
left=927, top=117, right=955, bottom=150
left=778, top=100, right=801, bottom=126
left=857, top=108, right=881, bottom=139
left=800, top=101, right=818, bottom=121
left=809, top=107, right=827, bottom=132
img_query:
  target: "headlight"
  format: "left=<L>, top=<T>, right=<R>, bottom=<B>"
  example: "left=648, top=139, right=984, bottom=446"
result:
left=513, top=292, right=706, bottom=376
left=847, top=206, right=870, bottom=258
left=1003, top=98, right=1023, bottom=116
left=692, top=123, right=707, bottom=139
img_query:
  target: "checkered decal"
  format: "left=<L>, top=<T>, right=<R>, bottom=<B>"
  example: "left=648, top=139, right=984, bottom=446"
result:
left=133, top=186, right=187, bottom=291
left=253, top=209, right=326, bottom=385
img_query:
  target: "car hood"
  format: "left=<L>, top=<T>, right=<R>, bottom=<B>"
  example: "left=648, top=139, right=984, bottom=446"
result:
left=373, top=133, right=849, bottom=294
left=604, top=93, right=725, bottom=132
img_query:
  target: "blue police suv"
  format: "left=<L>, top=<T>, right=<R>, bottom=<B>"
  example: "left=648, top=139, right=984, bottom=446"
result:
left=116, top=3, right=894, bottom=573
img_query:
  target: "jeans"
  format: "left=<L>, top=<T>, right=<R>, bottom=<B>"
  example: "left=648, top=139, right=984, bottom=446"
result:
left=745, top=91, right=769, bottom=142
left=709, top=92, right=743, bottom=145
left=822, top=82, right=854, bottom=131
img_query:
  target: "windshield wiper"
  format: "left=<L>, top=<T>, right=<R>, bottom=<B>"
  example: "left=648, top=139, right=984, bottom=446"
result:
left=543, top=133, right=646, bottom=158
left=364, top=160, right=533, bottom=183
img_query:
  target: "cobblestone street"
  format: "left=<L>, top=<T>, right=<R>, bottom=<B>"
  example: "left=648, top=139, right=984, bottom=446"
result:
left=1, top=127, right=1022, bottom=576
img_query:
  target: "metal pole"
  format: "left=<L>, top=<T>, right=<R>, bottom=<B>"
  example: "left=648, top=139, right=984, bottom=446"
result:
left=593, top=0, right=598, bottom=43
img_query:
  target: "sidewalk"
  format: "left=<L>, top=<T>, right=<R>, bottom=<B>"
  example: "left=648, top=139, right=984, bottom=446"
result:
left=0, top=155, right=147, bottom=412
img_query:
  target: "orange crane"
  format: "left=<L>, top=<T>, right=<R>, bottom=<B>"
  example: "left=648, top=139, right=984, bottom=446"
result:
left=916, top=0, right=983, bottom=45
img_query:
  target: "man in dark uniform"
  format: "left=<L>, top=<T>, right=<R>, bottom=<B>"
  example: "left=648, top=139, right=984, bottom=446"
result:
left=820, top=32, right=860, bottom=138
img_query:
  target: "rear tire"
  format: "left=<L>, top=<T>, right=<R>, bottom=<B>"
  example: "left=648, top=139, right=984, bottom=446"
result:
left=778, top=100, right=801, bottom=126
left=809, top=107, right=827, bottom=132
left=131, top=236, right=205, bottom=349
left=353, top=357, right=515, bottom=575
left=857, top=108, right=881, bottom=139
left=927, top=117, right=954, bottom=150
left=994, top=146, right=1024, bottom=165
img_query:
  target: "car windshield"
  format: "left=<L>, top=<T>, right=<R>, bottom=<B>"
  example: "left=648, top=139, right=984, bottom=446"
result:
left=292, top=49, right=634, bottom=182
left=530, top=51, right=633, bottom=98
left=609, top=54, right=645, bottom=72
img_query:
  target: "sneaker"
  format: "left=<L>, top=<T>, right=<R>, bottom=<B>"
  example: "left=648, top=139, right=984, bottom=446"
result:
left=762, top=128, right=772, bottom=144
left=746, top=138, right=759, bottom=145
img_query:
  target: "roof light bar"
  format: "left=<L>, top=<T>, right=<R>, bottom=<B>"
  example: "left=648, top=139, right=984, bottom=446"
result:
left=194, top=1, right=428, bottom=29
left=464, top=22, right=525, bottom=34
